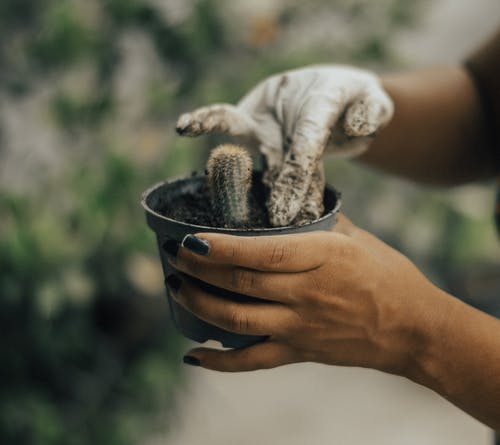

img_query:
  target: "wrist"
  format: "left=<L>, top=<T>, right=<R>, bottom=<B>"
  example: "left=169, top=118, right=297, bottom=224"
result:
left=373, top=275, right=454, bottom=382
left=403, top=288, right=461, bottom=392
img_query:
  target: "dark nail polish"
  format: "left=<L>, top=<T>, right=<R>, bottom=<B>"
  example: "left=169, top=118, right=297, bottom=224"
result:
left=182, top=234, right=210, bottom=256
left=162, top=238, right=179, bottom=259
left=165, top=274, right=182, bottom=294
left=183, top=355, right=201, bottom=366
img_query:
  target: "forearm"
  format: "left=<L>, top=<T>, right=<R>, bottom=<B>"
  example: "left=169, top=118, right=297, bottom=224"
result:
left=410, top=290, right=500, bottom=431
left=359, top=66, right=496, bottom=184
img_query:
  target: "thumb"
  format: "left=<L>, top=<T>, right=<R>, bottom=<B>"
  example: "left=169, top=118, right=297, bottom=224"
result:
left=176, top=103, right=253, bottom=138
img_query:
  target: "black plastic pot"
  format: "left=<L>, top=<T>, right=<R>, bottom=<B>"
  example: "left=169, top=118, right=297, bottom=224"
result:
left=141, top=172, right=341, bottom=349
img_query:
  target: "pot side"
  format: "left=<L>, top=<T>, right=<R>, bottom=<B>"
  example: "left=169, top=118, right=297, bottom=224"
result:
left=141, top=173, right=341, bottom=349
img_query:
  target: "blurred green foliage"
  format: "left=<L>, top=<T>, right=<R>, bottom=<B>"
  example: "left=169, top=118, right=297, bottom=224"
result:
left=1, top=0, right=497, bottom=444
left=0, top=151, right=188, bottom=445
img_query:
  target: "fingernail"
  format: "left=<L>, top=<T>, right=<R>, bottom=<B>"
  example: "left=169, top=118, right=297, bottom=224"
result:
left=162, top=238, right=179, bottom=259
left=182, top=234, right=210, bottom=256
left=183, top=355, right=201, bottom=367
left=165, top=274, right=182, bottom=294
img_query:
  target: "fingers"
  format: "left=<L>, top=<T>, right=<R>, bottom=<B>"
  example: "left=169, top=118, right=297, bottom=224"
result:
left=184, top=340, right=297, bottom=372
left=261, top=164, right=280, bottom=189
left=328, top=135, right=374, bottom=158
left=176, top=103, right=253, bottom=137
left=267, top=93, right=344, bottom=226
left=260, top=142, right=283, bottom=188
left=169, top=275, right=294, bottom=336
left=170, top=254, right=301, bottom=303
left=343, top=89, right=394, bottom=138
left=293, top=162, right=325, bottom=225
left=267, top=154, right=316, bottom=227
left=182, top=231, right=329, bottom=272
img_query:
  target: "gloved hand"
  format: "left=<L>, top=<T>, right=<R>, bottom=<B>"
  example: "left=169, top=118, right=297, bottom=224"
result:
left=176, top=65, right=394, bottom=226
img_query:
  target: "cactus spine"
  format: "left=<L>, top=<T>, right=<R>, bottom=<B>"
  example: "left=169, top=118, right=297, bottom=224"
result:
left=207, top=144, right=252, bottom=228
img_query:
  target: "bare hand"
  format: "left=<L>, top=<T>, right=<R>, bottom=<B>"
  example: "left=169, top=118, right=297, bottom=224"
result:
left=166, top=214, right=444, bottom=375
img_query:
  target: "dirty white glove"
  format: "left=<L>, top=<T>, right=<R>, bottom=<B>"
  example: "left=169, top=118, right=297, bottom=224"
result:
left=176, top=65, right=394, bottom=226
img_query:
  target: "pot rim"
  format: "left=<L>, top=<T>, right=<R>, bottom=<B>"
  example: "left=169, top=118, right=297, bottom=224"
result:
left=141, top=173, right=342, bottom=233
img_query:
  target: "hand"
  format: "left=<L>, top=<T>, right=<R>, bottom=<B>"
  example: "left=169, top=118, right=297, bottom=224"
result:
left=166, top=215, right=446, bottom=376
left=176, top=66, right=394, bottom=226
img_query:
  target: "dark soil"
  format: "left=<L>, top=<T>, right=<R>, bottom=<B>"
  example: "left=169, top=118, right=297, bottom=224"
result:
left=159, top=174, right=271, bottom=228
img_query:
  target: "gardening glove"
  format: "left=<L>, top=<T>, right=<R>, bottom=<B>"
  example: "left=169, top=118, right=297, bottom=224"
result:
left=176, top=65, right=394, bottom=226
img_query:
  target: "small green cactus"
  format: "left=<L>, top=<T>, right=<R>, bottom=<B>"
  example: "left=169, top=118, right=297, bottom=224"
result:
left=207, top=144, right=253, bottom=228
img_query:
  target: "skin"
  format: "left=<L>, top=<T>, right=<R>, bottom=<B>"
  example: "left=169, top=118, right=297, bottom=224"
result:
left=168, top=216, right=500, bottom=431
left=173, top=35, right=500, bottom=432
left=362, top=66, right=497, bottom=184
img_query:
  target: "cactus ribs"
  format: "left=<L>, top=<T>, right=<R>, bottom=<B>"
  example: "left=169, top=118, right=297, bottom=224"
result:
left=207, top=145, right=253, bottom=228
left=159, top=145, right=271, bottom=228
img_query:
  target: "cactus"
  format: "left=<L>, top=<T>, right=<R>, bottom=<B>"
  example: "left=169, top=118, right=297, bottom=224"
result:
left=207, top=144, right=253, bottom=228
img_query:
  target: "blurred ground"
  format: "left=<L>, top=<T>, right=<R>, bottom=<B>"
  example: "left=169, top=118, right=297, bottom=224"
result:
left=156, top=363, right=490, bottom=445
left=149, top=1, right=499, bottom=444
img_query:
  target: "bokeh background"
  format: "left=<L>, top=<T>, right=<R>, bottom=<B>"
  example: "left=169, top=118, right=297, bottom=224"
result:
left=1, top=0, right=499, bottom=444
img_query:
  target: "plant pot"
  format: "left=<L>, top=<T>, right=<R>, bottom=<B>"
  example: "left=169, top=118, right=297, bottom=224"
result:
left=141, top=172, right=341, bottom=349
